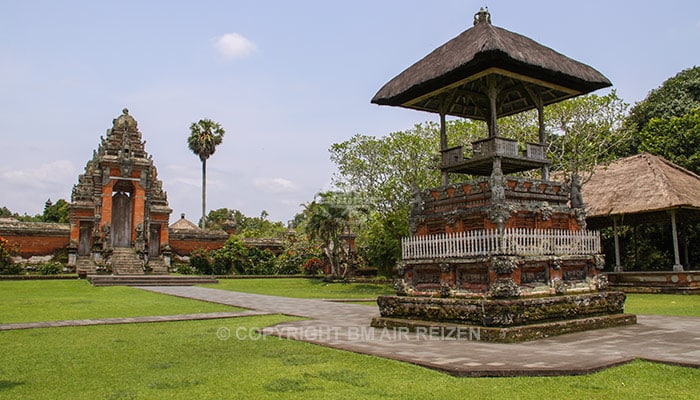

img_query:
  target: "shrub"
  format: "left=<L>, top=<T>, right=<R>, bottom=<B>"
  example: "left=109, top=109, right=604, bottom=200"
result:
left=303, top=257, right=324, bottom=275
left=176, top=263, right=194, bottom=275
left=0, top=237, right=21, bottom=275
left=189, top=248, right=213, bottom=275
left=37, top=262, right=62, bottom=275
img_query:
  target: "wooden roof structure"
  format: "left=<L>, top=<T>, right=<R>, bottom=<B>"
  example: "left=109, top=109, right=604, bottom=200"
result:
left=583, top=153, right=700, bottom=271
left=371, top=8, right=611, bottom=120
left=584, top=153, right=700, bottom=228
left=371, top=7, right=611, bottom=182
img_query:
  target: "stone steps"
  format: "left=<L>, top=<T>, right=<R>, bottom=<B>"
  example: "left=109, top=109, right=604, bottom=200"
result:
left=87, top=275, right=218, bottom=287
left=147, top=258, right=169, bottom=275
left=76, top=256, right=96, bottom=274
left=111, top=248, right=144, bottom=275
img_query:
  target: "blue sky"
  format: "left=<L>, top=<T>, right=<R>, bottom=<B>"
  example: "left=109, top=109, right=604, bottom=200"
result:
left=1, top=1, right=699, bottom=224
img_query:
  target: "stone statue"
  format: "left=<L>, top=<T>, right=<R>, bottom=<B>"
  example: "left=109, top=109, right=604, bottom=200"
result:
left=570, top=174, right=584, bottom=209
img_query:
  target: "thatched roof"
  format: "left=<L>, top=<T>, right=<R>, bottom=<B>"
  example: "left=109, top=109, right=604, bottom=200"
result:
left=371, top=9, right=611, bottom=119
left=583, top=153, right=700, bottom=226
left=169, top=213, right=200, bottom=231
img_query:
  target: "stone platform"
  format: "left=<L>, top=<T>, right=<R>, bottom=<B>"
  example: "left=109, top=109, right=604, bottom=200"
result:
left=372, top=291, right=636, bottom=342
left=607, top=271, right=700, bottom=294
left=86, top=274, right=218, bottom=286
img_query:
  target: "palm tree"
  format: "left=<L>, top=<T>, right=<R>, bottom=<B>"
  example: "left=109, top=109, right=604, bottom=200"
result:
left=302, top=192, right=352, bottom=277
left=187, top=119, right=225, bottom=229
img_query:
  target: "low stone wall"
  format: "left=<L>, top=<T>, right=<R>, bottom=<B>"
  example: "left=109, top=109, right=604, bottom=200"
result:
left=607, top=271, right=700, bottom=294
left=0, top=221, right=70, bottom=259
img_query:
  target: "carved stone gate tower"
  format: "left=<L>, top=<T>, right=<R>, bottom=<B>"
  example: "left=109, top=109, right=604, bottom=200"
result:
left=69, top=109, right=172, bottom=274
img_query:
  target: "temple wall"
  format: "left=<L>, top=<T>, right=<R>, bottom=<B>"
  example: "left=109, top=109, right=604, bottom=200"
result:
left=0, top=221, right=70, bottom=258
left=168, top=230, right=229, bottom=256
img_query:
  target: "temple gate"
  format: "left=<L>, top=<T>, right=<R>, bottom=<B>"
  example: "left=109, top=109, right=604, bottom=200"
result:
left=68, top=109, right=172, bottom=274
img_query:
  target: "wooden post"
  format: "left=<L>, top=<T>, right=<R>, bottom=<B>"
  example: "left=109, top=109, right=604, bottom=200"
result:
left=613, top=216, right=622, bottom=272
left=440, top=112, right=449, bottom=186
left=670, top=209, right=683, bottom=271
left=487, top=79, right=499, bottom=138
left=537, top=101, right=549, bottom=180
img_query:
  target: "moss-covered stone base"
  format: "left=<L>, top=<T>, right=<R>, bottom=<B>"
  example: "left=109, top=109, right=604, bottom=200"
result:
left=370, top=313, right=637, bottom=343
left=376, top=292, right=629, bottom=327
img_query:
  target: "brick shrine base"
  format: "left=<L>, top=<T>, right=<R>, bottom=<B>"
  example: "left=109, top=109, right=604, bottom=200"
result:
left=372, top=292, right=637, bottom=342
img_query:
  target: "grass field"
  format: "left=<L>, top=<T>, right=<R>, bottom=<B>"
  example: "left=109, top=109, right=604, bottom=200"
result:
left=206, top=278, right=700, bottom=317
left=2, top=315, right=699, bottom=399
left=0, top=280, right=239, bottom=324
left=203, top=278, right=395, bottom=299
left=1, top=279, right=698, bottom=399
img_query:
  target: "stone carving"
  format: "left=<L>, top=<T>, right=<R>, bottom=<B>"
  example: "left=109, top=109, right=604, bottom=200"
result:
left=535, top=201, right=553, bottom=221
left=594, top=254, right=606, bottom=270
left=486, top=202, right=515, bottom=231
left=551, top=256, right=562, bottom=270
left=439, top=282, right=452, bottom=298
left=592, top=274, right=608, bottom=290
left=102, top=223, right=111, bottom=250
left=574, top=208, right=588, bottom=230
left=439, top=262, right=451, bottom=273
left=409, top=182, right=424, bottom=217
left=490, top=256, right=518, bottom=274
left=550, top=277, right=566, bottom=295
left=445, top=212, right=458, bottom=227
left=570, top=174, right=584, bottom=209
left=112, top=108, right=138, bottom=132
left=394, top=279, right=411, bottom=296
left=489, top=158, right=507, bottom=203
left=488, top=278, right=521, bottom=298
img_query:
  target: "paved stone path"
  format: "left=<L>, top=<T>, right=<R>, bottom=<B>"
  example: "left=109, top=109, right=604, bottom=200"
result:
left=0, top=310, right=270, bottom=331
left=140, top=286, right=700, bottom=377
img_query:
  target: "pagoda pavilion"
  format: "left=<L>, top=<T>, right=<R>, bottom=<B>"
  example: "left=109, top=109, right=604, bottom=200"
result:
left=370, top=8, right=635, bottom=341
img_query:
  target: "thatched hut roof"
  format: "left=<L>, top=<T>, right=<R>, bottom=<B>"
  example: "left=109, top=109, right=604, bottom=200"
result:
left=583, top=153, right=700, bottom=227
left=169, top=213, right=200, bottom=231
left=371, top=9, right=611, bottom=119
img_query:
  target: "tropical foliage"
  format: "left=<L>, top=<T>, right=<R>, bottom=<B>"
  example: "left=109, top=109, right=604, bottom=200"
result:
left=299, top=192, right=358, bottom=277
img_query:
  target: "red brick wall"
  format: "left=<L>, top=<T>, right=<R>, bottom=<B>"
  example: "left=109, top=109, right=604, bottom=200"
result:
left=0, top=222, right=70, bottom=257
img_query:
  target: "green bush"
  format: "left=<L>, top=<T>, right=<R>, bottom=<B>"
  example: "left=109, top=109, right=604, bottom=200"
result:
left=189, top=249, right=213, bottom=275
left=37, top=262, right=62, bottom=275
left=176, top=263, right=194, bottom=275
left=0, top=236, right=21, bottom=275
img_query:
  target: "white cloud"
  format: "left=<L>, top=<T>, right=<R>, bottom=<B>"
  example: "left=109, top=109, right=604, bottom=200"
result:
left=214, top=33, right=257, bottom=60
left=1, top=160, right=76, bottom=189
left=252, top=177, right=299, bottom=193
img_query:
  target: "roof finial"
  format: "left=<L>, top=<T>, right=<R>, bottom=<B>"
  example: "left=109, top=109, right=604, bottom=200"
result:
left=473, top=6, right=491, bottom=26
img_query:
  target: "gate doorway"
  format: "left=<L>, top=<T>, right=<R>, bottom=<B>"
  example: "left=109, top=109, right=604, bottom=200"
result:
left=112, top=191, right=133, bottom=248
left=78, top=222, right=93, bottom=256
left=149, top=224, right=161, bottom=257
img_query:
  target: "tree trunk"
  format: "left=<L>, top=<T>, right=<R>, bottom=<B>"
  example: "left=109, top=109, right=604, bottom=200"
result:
left=201, top=158, right=207, bottom=229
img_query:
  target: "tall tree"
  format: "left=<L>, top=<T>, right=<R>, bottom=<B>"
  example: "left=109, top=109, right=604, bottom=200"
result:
left=545, top=90, right=630, bottom=183
left=330, top=120, right=483, bottom=215
left=638, top=107, right=700, bottom=174
left=627, top=66, right=700, bottom=133
left=187, top=119, right=225, bottom=229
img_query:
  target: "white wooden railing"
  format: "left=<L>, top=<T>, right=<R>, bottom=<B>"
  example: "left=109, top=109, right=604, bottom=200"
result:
left=402, top=228, right=601, bottom=259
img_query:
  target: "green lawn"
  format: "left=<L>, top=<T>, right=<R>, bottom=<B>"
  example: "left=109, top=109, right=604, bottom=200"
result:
left=0, top=280, right=239, bottom=324
left=1, top=279, right=699, bottom=399
left=624, top=293, right=700, bottom=317
left=203, top=278, right=394, bottom=299
left=207, top=278, right=700, bottom=317
left=1, top=315, right=698, bottom=400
